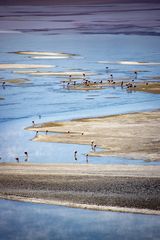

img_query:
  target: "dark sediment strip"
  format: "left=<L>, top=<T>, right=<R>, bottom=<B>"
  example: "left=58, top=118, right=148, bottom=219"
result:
left=0, top=173, right=159, bottom=211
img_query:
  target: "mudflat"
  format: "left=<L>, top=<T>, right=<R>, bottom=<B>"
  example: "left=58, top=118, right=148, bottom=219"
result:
left=0, top=163, right=160, bottom=214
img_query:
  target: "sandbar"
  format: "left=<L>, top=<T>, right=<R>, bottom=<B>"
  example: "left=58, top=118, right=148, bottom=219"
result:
left=68, top=81, right=160, bottom=94
left=0, top=64, right=54, bottom=69
left=27, top=110, right=160, bottom=162
left=15, top=51, right=77, bottom=57
left=15, top=71, right=94, bottom=76
left=98, top=61, right=160, bottom=65
left=0, top=78, right=30, bottom=85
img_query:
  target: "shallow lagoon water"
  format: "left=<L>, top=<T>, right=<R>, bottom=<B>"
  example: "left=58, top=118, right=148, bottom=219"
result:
left=0, top=33, right=160, bottom=165
left=0, top=199, right=160, bottom=240
left=0, top=3, right=160, bottom=239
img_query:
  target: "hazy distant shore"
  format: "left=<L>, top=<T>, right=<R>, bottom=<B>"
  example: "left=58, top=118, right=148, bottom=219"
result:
left=0, top=0, right=159, bottom=5
left=0, top=163, right=160, bottom=214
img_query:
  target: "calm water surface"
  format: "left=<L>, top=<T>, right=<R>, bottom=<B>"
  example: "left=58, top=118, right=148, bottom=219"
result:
left=0, top=4, right=160, bottom=239
left=0, top=199, right=160, bottom=240
left=0, top=33, right=160, bottom=165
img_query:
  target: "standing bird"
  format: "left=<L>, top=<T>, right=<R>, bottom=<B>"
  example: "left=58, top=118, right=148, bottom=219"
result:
left=74, top=151, right=77, bottom=161
left=46, top=130, right=48, bottom=135
left=24, top=152, right=28, bottom=157
left=35, top=131, right=38, bottom=137
left=67, top=82, right=70, bottom=88
left=15, top=157, right=19, bottom=163
left=2, top=81, right=6, bottom=89
left=32, top=121, right=35, bottom=127
left=134, top=71, right=137, bottom=79
left=93, top=144, right=97, bottom=151
left=86, top=154, right=89, bottom=163
left=24, top=152, right=28, bottom=162
left=91, top=141, right=94, bottom=150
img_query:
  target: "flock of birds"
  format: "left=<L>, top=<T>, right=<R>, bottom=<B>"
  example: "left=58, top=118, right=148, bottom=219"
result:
left=1, top=67, right=144, bottom=164
left=31, top=120, right=97, bottom=164
left=61, top=69, right=140, bottom=89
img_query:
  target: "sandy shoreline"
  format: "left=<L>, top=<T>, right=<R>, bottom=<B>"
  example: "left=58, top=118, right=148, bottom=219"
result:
left=68, top=81, right=160, bottom=94
left=27, top=110, right=160, bottom=162
left=0, top=163, right=159, bottom=215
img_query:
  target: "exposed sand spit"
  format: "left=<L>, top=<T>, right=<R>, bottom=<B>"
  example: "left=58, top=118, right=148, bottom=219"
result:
left=15, top=71, right=94, bottom=76
left=27, top=111, right=160, bottom=161
left=68, top=81, right=160, bottom=94
left=15, top=51, right=77, bottom=57
left=0, top=78, right=30, bottom=84
left=98, top=61, right=160, bottom=65
left=0, top=64, right=54, bottom=69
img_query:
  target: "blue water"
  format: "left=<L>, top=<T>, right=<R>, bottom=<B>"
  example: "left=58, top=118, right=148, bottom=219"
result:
left=0, top=3, right=160, bottom=239
left=0, top=199, right=159, bottom=240
left=0, top=33, right=160, bottom=165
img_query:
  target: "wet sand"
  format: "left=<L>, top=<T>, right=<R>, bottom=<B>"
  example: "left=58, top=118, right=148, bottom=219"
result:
left=27, top=110, right=160, bottom=161
left=0, top=163, right=159, bottom=214
left=69, top=81, right=160, bottom=94
left=15, top=71, right=94, bottom=76
left=0, top=64, right=54, bottom=69
left=0, top=78, right=30, bottom=85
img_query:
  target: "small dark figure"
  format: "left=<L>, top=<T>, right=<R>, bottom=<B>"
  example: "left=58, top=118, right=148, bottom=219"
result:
left=100, top=80, right=103, bottom=84
left=74, top=151, right=77, bottom=161
left=146, top=82, right=149, bottom=85
left=73, top=81, right=76, bottom=86
left=86, top=154, right=89, bottom=163
left=32, top=121, right=35, bottom=126
left=67, top=82, right=70, bottom=88
left=81, top=132, right=84, bottom=135
left=83, top=73, right=86, bottom=78
left=24, top=152, right=28, bottom=157
left=46, top=130, right=48, bottom=135
left=121, top=81, right=123, bottom=87
left=91, top=141, right=94, bottom=150
left=35, top=131, right=38, bottom=137
left=15, top=157, right=19, bottom=163
left=2, top=81, right=6, bottom=89
left=134, top=71, right=137, bottom=79
left=24, top=152, right=28, bottom=162
left=67, top=131, right=70, bottom=134
left=93, top=144, right=96, bottom=151
left=110, top=74, right=113, bottom=80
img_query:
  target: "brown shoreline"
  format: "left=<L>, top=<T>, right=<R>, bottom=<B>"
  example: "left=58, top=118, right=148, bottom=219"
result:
left=0, top=163, right=160, bottom=214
